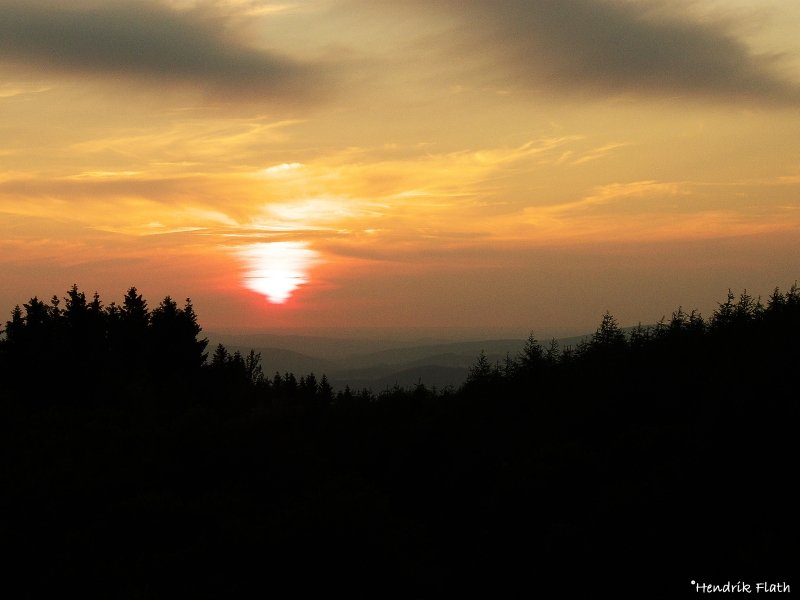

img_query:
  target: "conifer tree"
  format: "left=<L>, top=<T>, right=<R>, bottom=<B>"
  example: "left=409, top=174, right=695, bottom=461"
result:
left=591, top=312, right=626, bottom=349
left=518, top=332, right=544, bottom=372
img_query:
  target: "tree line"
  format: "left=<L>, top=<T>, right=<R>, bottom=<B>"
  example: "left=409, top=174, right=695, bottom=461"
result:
left=0, top=284, right=339, bottom=410
left=4, top=282, right=796, bottom=407
left=465, top=284, right=800, bottom=394
left=1, top=282, right=797, bottom=597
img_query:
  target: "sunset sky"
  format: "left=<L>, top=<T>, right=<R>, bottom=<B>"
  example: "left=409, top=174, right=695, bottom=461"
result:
left=2, top=0, right=799, bottom=337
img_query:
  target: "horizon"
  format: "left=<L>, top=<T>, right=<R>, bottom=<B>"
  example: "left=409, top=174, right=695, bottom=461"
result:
left=3, top=277, right=790, bottom=345
left=2, top=1, right=799, bottom=333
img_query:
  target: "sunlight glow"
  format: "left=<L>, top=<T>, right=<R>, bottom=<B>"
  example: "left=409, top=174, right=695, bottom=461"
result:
left=237, top=241, right=319, bottom=304
left=261, top=163, right=304, bottom=176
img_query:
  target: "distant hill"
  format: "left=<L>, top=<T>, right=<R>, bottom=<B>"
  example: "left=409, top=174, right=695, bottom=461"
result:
left=209, top=330, right=657, bottom=391
left=220, top=345, right=339, bottom=378
left=206, top=332, right=425, bottom=359
left=209, top=327, right=664, bottom=392
left=344, top=339, right=526, bottom=367
left=208, top=334, right=529, bottom=391
left=328, top=364, right=469, bottom=392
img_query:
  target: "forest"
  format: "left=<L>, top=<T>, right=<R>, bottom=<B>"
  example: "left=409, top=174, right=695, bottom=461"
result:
left=1, top=284, right=797, bottom=597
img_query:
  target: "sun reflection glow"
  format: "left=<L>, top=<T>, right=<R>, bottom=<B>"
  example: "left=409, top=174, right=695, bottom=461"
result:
left=237, top=241, right=319, bottom=304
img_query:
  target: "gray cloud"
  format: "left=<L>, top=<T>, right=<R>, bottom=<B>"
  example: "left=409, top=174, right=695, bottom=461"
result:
left=394, top=0, right=800, bottom=105
left=0, top=0, right=332, bottom=103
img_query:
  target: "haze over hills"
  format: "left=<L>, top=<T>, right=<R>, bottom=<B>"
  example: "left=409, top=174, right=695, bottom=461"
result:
left=207, top=331, right=600, bottom=391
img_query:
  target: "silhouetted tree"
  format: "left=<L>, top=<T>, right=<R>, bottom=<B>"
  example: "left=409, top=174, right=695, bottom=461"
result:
left=319, top=374, right=334, bottom=404
left=466, top=350, right=492, bottom=387
left=106, top=287, right=150, bottom=377
left=517, top=332, right=544, bottom=375
left=734, top=289, right=761, bottom=324
left=628, top=323, right=651, bottom=351
left=272, top=371, right=284, bottom=392
left=64, top=284, right=87, bottom=323
left=591, top=311, right=626, bottom=350
left=3, top=305, right=24, bottom=345
left=711, top=289, right=736, bottom=329
left=301, top=372, right=318, bottom=401
left=544, top=338, right=560, bottom=365
left=244, top=350, right=263, bottom=387
left=335, top=384, right=354, bottom=405
left=150, top=296, right=208, bottom=380
left=282, top=372, right=298, bottom=399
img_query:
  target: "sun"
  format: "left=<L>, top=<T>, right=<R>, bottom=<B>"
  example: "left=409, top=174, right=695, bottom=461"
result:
left=237, top=241, right=319, bottom=304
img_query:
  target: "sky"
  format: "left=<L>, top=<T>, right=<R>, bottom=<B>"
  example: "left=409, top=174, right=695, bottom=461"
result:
left=1, top=0, right=799, bottom=338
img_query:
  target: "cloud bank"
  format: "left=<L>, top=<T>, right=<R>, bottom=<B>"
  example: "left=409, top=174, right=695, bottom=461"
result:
left=393, top=0, right=800, bottom=105
left=0, top=0, right=330, bottom=103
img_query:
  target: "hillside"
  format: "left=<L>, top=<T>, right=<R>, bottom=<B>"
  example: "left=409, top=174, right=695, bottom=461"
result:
left=211, top=335, right=527, bottom=390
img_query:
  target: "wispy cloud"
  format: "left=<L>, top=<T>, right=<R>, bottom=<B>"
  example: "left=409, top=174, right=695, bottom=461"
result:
left=510, top=178, right=800, bottom=244
left=0, top=81, right=52, bottom=98
left=0, top=0, right=334, bottom=103
left=0, top=137, right=588, bottom=254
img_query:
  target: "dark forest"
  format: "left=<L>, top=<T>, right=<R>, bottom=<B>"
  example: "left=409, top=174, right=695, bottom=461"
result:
left=1, top=284, right=796, bottom=597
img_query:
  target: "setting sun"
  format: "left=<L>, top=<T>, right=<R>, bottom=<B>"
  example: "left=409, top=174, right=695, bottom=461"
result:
left=237, top=242, right=319, bottom=305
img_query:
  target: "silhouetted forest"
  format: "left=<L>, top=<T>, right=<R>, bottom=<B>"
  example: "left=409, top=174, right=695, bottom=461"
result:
left=1, top=284, right=797, bottom=597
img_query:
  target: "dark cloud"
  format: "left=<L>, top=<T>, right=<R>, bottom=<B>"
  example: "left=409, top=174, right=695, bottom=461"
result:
left=0, top=0, right=331, bottom=103
left=394, top=0, right=800, bottom=105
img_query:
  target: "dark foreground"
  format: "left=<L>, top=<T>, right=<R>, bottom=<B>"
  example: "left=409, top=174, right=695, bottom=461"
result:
left=1, top=286, right=797, bottom=597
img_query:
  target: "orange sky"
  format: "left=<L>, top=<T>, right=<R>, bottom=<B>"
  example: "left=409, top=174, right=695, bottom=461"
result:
left=2, top=0, right=799, bottom=337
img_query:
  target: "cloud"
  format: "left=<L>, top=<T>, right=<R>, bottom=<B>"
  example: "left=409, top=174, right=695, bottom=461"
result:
left=508, top=177, right=800, bottom=244
left=379, top=0, right=800, bottom=105
left=0, top=0, right=332, bottom=103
